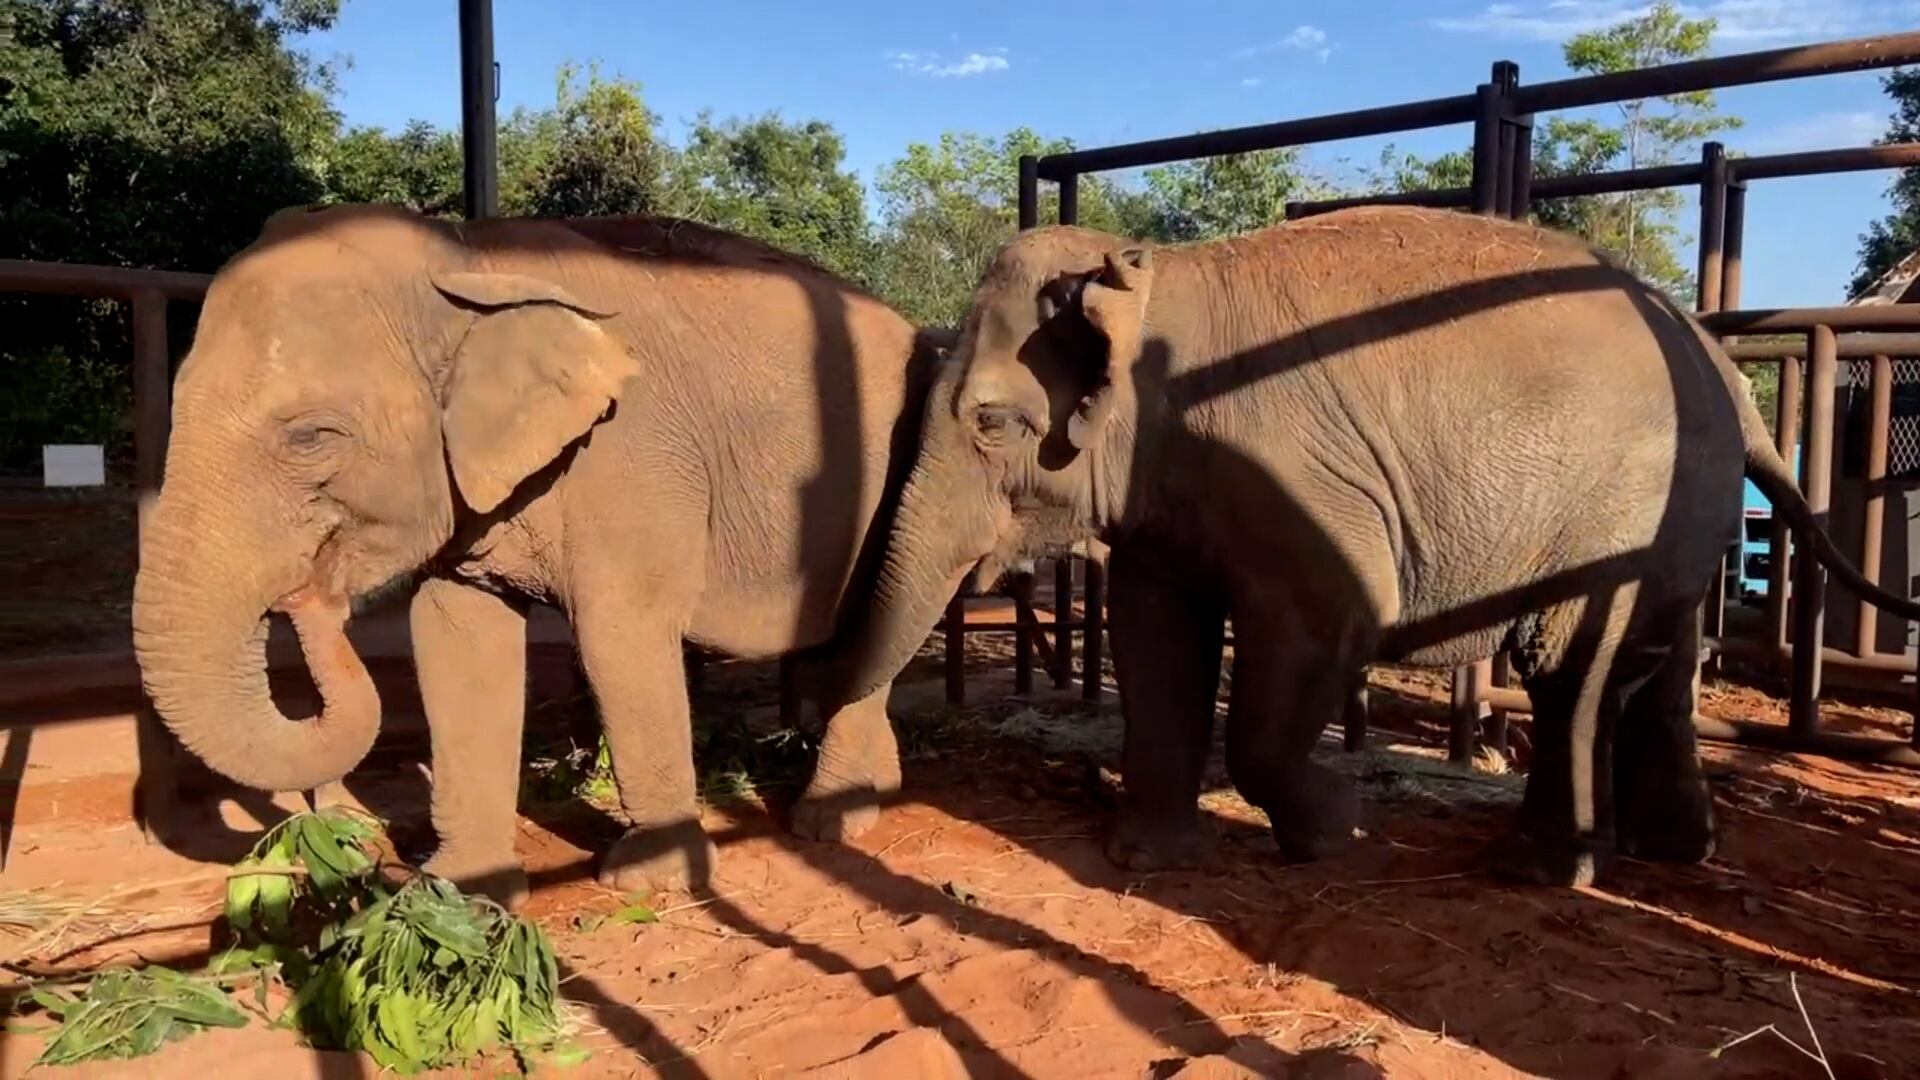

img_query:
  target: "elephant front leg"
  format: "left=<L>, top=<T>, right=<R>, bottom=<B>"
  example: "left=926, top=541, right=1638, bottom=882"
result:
left=411, top=577, right=532, bottom=911
left=1104, top=552, right=1228, bottom=872
left=790, top=685, right=901, bottom=843
left=575, top=609, right=715, bottom=895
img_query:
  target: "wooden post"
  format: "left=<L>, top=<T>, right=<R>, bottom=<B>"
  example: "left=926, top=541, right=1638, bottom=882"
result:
left=1081, top=559, right=1105, bottom=701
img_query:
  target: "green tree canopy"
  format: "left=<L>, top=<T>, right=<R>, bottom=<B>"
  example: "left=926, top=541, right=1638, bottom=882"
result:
left=1850, top=68, right=1920, bottom=299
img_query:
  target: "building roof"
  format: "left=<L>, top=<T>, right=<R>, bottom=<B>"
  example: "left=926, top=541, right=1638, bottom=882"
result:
left=1850, top=248, right=1920, bottom=305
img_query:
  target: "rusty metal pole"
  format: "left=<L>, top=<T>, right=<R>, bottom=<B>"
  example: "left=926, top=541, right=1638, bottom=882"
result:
left=1450, top=658, right=1492, bottom=763
left=1768, top=355, right=1802, bottom=652
left=1789, top=326, right=1838, bottom=739
left=1012, top=577, right=1035, bottom=696
left=130, top=288, right=180, bottom=838
left=131, top=290, right=170, bottom=533
left=1018, top=155, right=1039, bottom=231
left=1487, top=653, right=1513, bottom=757
left=1470, top=80, right=1505, bottom=216
left=945, top=592, right=966, bottom=704
left=1051, top=557, right=1074, bottom=689
left=1081, top=559, right=1105, bottom=701
left=1857, top=354, right=1893, bottom=658
left=1721, top=180, right=1746, bottom=308
left=1695, top=143, right=1730, bottom=675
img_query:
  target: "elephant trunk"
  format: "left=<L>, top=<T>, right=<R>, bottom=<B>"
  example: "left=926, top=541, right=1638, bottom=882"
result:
left=830, top=445, right=994, bottom=708
left=132, top=474, right=381, bottom=794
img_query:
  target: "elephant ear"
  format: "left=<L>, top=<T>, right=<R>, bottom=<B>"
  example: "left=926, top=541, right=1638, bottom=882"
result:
left=432, top=269, right=642, bottom=514
left=1067, top=247, right=1154, bottom=450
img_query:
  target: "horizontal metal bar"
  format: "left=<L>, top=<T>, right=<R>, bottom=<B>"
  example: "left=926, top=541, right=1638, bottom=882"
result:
left=0, top=259, right=211, bottom=301
left=1293, top=142, right=1920, bottom=219
left=1732, top=142, right=1920, bottom=181
left=1693, top=715, right=1920, bottom=770
left=1725, top=334, right=1920, bottom=360
left=1710, top=634, right=1919, bottom=676
left=1702, top=306, right=1920, bottom=334
left=1035, top=94, right=1478, bottom=179
left=1517, top=30, right=1920, bottom=114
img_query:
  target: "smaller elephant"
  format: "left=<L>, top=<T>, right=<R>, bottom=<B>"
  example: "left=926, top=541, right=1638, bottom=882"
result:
left=818, top=205, right=1920, bottom=886
left=133, top=205, right=945, bottom=907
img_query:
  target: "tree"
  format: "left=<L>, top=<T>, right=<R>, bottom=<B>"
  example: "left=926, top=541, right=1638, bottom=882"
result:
left=1138, top=147, right=1322, bottom=242
left=1352, top=1, right=1738, bottom=300
left=665, top=111, right=872, bottom=282
left=1850, top=68, right=1920, bottom=299
left=0, top=0, right=346, bottom=467
left=520, top=62, right=671, bottom=219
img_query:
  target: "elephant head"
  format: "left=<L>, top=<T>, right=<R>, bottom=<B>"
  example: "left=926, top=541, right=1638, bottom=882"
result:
left=826, top=225, right=1156, bottom=704
left=132, top=204, right=641, bottom=793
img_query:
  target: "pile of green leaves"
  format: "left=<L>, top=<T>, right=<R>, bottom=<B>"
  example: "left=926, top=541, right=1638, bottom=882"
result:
left=24, top=809, right=579, bottom=1074
left=25, top=967, right=249, bottom=1066
left=282, top=876, right=574, bottom=1074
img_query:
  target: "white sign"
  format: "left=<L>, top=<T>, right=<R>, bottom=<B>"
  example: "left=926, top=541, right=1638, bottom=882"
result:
left=43, top=444, right=105, bottom=488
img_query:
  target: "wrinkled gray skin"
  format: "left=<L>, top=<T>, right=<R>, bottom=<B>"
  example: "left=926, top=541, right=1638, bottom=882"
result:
left=132, top=204, right=943, bottom=908
left=820, top=206, right=1920, bottom=886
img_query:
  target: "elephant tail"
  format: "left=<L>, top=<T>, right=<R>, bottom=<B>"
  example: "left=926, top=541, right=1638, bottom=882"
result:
left=1710, top=333, right=1920, bottom=623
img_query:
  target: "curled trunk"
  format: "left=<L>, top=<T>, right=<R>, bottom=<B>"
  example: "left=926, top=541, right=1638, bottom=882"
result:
left=132, top=484, right=381, bottom=793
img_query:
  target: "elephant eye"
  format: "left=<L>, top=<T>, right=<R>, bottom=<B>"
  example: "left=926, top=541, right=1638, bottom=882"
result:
left=971, top=403, right=1034, bottom=449
left=281, top=419, right=350, bottom=455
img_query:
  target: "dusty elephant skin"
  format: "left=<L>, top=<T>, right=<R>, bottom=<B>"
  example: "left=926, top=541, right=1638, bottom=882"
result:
left=823, top=205, right=1920, bottom=887
left=131, top=203, right=945, bottom=907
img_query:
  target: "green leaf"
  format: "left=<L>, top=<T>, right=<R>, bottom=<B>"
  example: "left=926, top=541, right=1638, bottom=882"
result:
left=225, top=864, right=263, bottom=934
left=610, top=904, right=658, bottom=925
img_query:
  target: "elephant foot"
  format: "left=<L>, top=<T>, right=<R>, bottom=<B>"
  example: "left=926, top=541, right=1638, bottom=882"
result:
left=423, top=851, right=530, bottom=911
left=1617, top=775, right=1717, bottom=864
left=599, top=822, right=717, bottom=895
left=1618, top=808, right=1717, bottom=864
left=1488, top=828, right=1615, bottom=887
left=1249, top=763, right=1361, bottom=864
left=1105, top=811, right=1217, bottom=872
left=789, top=760, right=901, bottom=845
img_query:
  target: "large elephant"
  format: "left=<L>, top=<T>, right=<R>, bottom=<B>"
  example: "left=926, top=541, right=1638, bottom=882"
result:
left=816, top=205, right=1920, bottom=886
left=132, top=203, right=943, bottom=907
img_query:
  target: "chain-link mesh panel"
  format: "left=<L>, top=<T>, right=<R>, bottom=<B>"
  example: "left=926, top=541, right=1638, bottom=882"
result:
left=1840, top=357, right=1920, bottom=481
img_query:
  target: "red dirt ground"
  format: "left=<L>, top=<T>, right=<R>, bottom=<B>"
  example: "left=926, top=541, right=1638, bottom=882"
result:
left=2, top=487, right=1918, bottom=1078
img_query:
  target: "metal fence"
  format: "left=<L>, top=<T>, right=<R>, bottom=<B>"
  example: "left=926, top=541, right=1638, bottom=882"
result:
left=1008, top=28, right=1920, bottom=767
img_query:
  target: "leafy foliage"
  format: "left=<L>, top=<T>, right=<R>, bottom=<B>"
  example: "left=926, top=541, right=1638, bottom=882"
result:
left=282, top=877, right=571, bottom=1074
left=1850, top=67, right=1920, bottom=299
left=225, top=806, right=380, bottom=939
left=26, top=967, right=249, bottom=1067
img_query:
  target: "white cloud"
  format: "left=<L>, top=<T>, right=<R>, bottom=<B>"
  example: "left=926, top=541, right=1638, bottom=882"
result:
left=1241, top=76, right=1265, bottom=88
left=887, top=46, right=1011, bottom=78
left=1233, top=24, right=1333, bottom=62
left=1741, top=110, right=1885, bottom=153
left=1431, top=0, right=1920, bottom=44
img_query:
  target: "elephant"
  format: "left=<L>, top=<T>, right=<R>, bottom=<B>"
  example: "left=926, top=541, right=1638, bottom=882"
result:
left=812, top=205, right=1920, bottom=886
left=131, top=203, right=946, bottom=908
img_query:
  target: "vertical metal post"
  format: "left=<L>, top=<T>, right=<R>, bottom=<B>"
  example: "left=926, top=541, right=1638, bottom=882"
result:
left=1508, top=118, right=1534, bottom=220
left=1721, top=180, right=1747, bottom=309
left=1081, top=558, right=1105, bottom=701
left=459, top=0, right=499, bottom=220
left=1471, top=63, right=1516, bottom=218
left=1487, top=653, right=1512, bottom=758
left=1450, top=659, right=1492, bottom=763
left=1857, top=354, right=1893, bottom=658
left=1058, top=172, right=1080, bottom=226
left=1695, top=142, right=1728, bottom=314
left=131, top=290, right=170, bottom=534
left=1789, top=326, right=1837, bottom=739
left=944, top=592, right=966, bottom=704
left=1344, top=682, right=1369, bottom=752
left=1018, top=155, right=1039, bottom=231
left=1051, top=557, right=1074, bottom=689
left=1768, top=354, right=1801, bottom=652
left=1012, top=579, right=1035, bottom=696
left=131, top=288, right=180, bottom=840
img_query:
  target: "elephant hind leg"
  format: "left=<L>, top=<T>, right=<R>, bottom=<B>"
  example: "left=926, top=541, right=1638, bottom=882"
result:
left=1496, top=582, right=1656, bottom=887
left=789, top=685, right=901, bottom=844
left=1614, top=602, right=1716, bottom=864
left=1223, top=602, right=1373, bottom=864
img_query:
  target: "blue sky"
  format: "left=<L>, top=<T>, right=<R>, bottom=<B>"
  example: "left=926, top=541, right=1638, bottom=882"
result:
left=298, top=0, right=1920, bottom=307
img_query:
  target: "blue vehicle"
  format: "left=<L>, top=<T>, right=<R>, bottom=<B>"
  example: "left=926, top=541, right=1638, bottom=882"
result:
left=1732, top=447, right=1800, bottom=603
